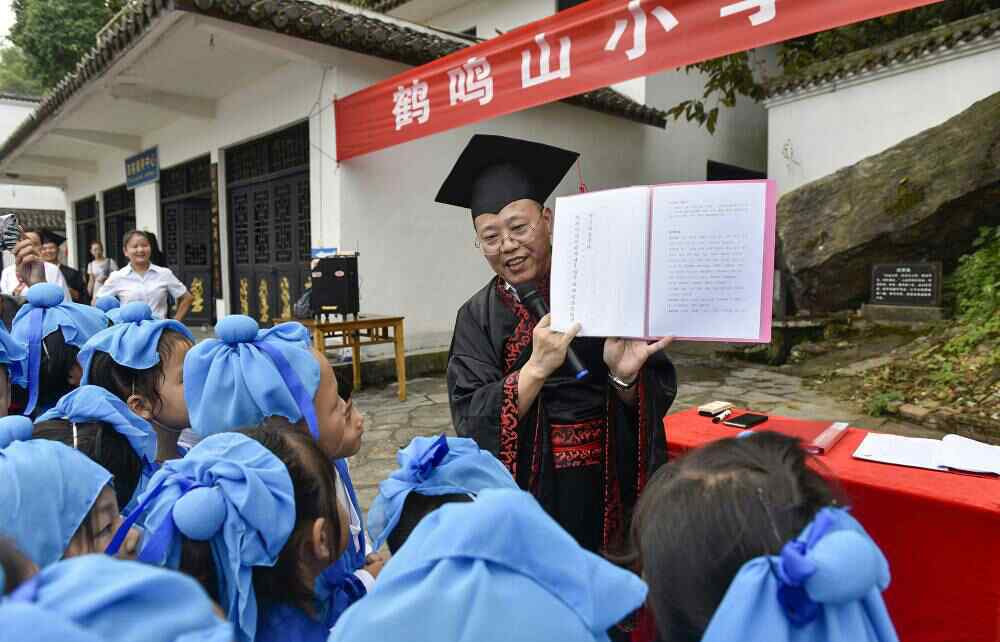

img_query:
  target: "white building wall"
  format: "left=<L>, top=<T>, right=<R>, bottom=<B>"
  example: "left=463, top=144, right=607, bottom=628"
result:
left=0, top=98, right=67, bottom=212
left=400, top=0, right=553, bottom=37
left=335, top=51, right=646, bottom=355
left=766, top=44, right=1000, bottom=196
left=641, top=67, right=767, bottom=184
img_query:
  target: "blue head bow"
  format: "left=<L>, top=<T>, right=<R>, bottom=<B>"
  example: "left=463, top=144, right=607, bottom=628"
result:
left=183, top=315, right=320, bottom=440
left=0, top=415, right=33, bottom=448
left=11, top=283, right=109, bottom=415
left=0, top=324, right=27, bottom=387
left=0, top=602, right=107, bottom=642
left=94, top=296, right=121, bottom=313
left=367, top=435, right=518, bottom=550
left=6, top=555, right=233, bottom=642
left=36, top=386, right=159, bottom=509
left=0, top=439, right=111, bottom=567
left=701, top=507, right=899, bottom=642
left=106, top=432, right=295, bottom=642
left=331, top=489, right=648, bottom=642
left=78, top=302, right=193, bottom=384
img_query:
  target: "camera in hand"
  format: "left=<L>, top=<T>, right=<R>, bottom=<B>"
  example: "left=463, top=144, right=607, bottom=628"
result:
left=0, top=213, right=23, bottom=252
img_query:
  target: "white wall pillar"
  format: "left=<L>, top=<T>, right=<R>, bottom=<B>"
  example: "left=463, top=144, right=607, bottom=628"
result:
left=214, top=148, right=231, bottom=319
left=63, top=192, right=77, bottom=269
left=133, top=181, right=161, bottom=238
left=308, top=65, right=340, bottom=257
left=95, top=190, right=106, bottom=250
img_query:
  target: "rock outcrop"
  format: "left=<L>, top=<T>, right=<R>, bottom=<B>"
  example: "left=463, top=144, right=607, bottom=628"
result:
left=777, top=91, right=1000, bottom=314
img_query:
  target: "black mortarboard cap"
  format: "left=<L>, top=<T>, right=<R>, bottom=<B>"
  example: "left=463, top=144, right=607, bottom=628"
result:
left=435, top=135, right=579, bottom=220
left=39, top=229, right=66, bottom=246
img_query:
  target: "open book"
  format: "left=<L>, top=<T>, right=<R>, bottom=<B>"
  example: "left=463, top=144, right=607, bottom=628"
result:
left=853, top=433, right=1000, bottom=475
left=550, top=180, right=777, bottom=341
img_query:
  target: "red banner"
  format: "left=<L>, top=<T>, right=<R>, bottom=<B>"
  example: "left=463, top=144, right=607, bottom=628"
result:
left=335, top=0, right=944, bottom=160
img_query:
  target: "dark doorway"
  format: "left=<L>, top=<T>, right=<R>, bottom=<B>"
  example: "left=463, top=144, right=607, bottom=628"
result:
left=102, top=185, right=136, bottom=267
left=74, top=196, right=99, bottom=269
left=226, top=122, right=312, bottom=324
left=161, top=155, right=215, bottom=324
left=706, top=160, right=767, bottom=181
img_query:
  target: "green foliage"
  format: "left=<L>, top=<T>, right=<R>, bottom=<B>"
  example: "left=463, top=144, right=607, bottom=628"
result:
left=8, top=0, right=125, bottom=90
left=672, top=1, right=1000, bottom=133
left=863, top=390, right=902, bottom=416
left=949, top=226, right=1000, bottom=324
left=666, top=52, right=765, bottom=134
left=0, top=46, right=46, bottom=97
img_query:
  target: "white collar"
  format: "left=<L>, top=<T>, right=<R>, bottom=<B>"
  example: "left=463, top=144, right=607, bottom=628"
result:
left=123, top=263, right=160, bottom=276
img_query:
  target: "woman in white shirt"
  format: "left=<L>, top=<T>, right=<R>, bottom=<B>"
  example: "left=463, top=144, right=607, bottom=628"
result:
left=86, top=240, right=118, bottom=303
left=97, top=230, right=193, bottom=321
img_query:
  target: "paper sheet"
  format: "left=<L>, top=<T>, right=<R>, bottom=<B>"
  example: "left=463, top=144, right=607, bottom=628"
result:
left=647, top=182, right=767, bottom=339
left=550, top=187, right=648, bottom=337
left=936, top=434, right=1000, bottom=475
left=852, top=433, right=947, bottom=471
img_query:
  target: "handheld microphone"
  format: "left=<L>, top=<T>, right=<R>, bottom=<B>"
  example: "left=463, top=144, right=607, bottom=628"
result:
left=513, top=282, right=589, bottom=381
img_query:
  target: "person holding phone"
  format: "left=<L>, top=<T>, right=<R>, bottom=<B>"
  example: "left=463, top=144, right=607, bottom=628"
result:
left=0, top=228, right=71, bottom=300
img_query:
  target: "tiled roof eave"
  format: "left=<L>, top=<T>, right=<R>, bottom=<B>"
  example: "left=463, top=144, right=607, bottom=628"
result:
left=767, top=9, right=1000, bottom=99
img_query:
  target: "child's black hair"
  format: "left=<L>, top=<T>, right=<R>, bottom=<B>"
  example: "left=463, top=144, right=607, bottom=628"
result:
left=628, top=431, right=840, bottom=642
left=33, top=419, right=143, bottom=510
left=241, top=423, right=345, bottom=616
left=85, top=329, right=191, bottom=411
left=26, top=331, right=80, bottom=416
left=0, top=537, right=35, bottom=595
left=387, top=492, right=473, bottom=554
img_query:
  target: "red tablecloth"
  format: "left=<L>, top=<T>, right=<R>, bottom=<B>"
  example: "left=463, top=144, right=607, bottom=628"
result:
left=662, top=408, right=1000, bottom=642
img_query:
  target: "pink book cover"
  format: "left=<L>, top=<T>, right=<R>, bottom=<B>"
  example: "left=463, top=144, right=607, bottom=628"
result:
left=641, top=179, right=776, bottom=344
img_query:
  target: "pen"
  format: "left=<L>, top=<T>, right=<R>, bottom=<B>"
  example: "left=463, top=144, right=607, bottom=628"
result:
left=712, top=409, right=732, bottom=424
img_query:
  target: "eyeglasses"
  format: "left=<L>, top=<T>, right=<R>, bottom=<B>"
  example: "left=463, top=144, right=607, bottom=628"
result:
left=474, top=215, right=542, bottom=256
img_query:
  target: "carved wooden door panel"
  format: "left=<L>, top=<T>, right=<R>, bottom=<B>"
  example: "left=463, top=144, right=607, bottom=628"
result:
left=163, top=198, right=214, bottom=324
left=226, top=122, right=311, bottom=324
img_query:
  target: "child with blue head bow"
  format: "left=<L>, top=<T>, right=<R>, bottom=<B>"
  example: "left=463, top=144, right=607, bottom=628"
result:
left=183, top=315, right=377, bottom=632
left=34, top=385, right=159, bottom=513
left=0, top=323, right=27, bottom=416
left=331, top=488, right=649, bottom=642
left=10, top=283, right=107, bottom=417
left=239, top=425, right=354, bottom=642
left=629, top=431, right=899, bottom=642
left=367, top=434, right=519, bottom=554
left=105, top=430, right=300, bottom=642
left=2, top=553, right=233, bottom=642
left=78, top=302, right=195, bottom=462
left=0, top=416, right=128, bottom=567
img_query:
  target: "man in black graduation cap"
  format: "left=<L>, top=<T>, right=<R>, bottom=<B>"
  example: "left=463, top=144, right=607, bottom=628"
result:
left=439, top=135, right=677, bottom=553
left=40, top=229, right=86, bottom=303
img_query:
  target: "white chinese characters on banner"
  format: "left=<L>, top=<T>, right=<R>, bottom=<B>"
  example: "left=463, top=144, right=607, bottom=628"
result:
left=605, top=1, right=679, bottom=61
left=521, top=33, right=572, bottom=89
left=392, top=79, right=431, bottom=131
left=448, top=56, right=494, bottom=106
left=720, top=0, right=776, bottom=26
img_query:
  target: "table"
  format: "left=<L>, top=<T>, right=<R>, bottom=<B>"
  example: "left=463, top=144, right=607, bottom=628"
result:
left=304, top=315, right=406, bottom=401
left=663, top=408, right=1000, bottom=642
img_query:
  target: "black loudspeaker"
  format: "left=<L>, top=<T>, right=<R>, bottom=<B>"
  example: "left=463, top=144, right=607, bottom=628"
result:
left=311, top=255, right=360, bottom=316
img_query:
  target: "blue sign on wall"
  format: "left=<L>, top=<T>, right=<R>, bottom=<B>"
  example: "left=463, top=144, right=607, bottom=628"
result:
left=125, top=147, right=159, bottom=189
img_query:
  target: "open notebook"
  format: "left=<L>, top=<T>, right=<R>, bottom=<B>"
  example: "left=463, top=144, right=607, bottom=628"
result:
left=550, top=180, right=776, bottom=341
left=853, top=433, right=1000, bottom=475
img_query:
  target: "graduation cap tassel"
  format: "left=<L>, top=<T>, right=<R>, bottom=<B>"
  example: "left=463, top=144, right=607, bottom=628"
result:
left=576, top=158, right=587, bottom=193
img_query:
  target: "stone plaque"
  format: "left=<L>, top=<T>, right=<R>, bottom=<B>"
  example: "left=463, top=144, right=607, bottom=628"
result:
left=871, top=262, right=942, bottom=307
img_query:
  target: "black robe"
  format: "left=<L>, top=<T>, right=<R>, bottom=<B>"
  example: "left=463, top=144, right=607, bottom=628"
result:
left=447, top=276, right=677, bottom=553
